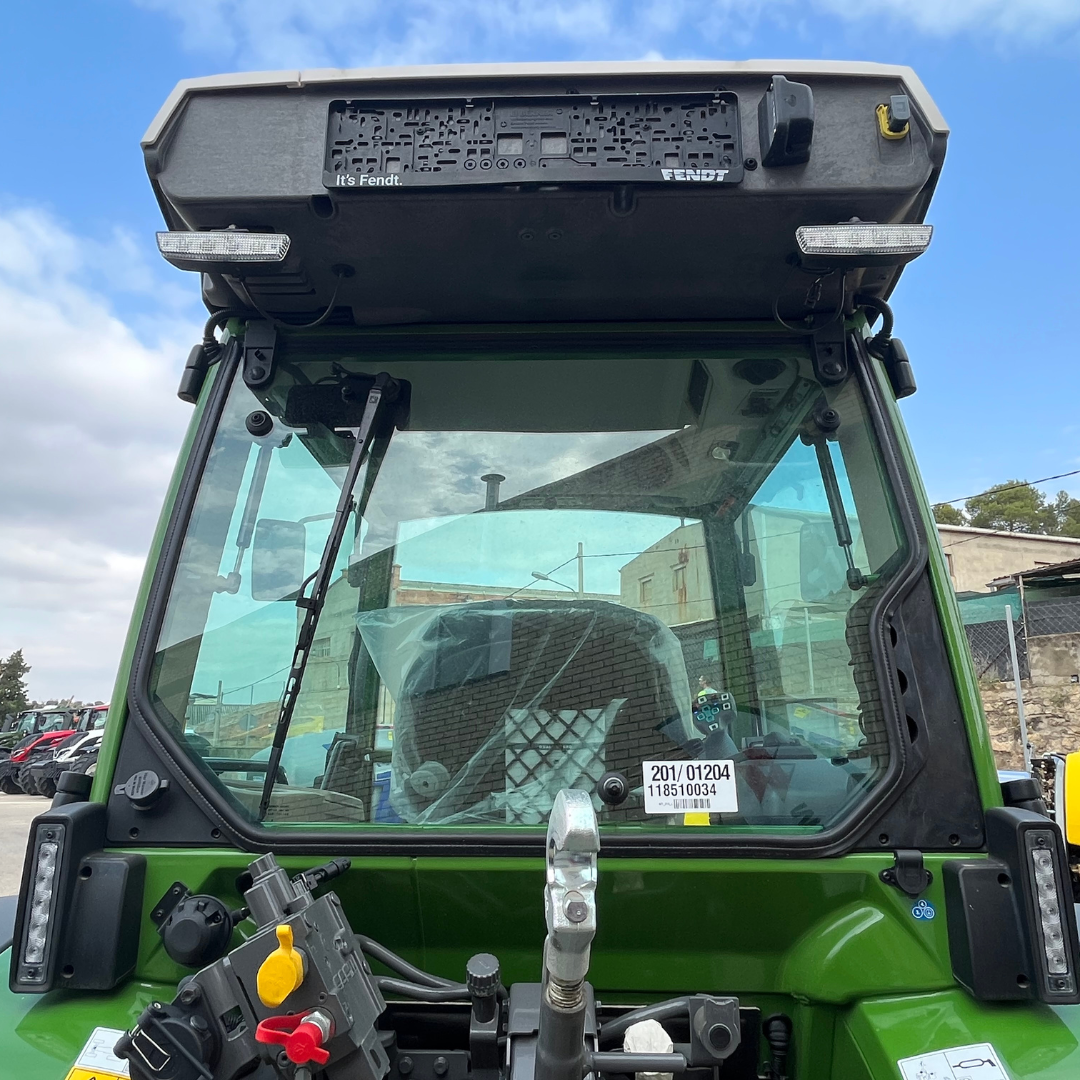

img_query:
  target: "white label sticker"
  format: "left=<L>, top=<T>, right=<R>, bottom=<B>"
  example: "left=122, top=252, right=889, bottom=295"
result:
left=897, top=1042, right=1007, bottom=1080
left=72, top=1026, right=131, bottom=1076
left=642, top=760, right=738, bottom=815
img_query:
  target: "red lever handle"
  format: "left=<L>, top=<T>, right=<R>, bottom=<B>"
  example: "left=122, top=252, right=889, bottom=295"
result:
left=255, top=1012, right=332, bottom=1065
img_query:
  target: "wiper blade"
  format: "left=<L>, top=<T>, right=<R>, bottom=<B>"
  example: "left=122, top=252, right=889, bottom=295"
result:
left=257, top=372, right=403, bottom=820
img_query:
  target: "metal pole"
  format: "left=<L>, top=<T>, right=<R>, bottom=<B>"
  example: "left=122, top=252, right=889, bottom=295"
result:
left=1004, top=603, right=1032, bottom=773
left=804, top=607, right=816, bottom=695
left=577, top=542, right=584, bottom=598
left=214, top=679, right=223, bottom=749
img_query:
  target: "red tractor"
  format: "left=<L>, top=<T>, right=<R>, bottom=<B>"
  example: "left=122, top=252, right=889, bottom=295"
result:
left=0, top=729, right=74, bottom=794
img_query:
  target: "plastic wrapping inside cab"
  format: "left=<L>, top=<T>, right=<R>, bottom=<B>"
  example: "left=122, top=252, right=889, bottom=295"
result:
left=356, top=599, right=695, bottom=824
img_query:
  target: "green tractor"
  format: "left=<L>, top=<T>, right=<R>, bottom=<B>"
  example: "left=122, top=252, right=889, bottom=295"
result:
left=3, top=61, right=1079, bottom=1080
left=0, top=708, right=76, bottom=758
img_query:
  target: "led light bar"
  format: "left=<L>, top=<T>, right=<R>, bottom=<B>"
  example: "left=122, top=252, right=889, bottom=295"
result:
left=156, top=231, right=290, bottom=264
left=796, top=223, right=932, bottom=258
left=23, top=840, right=58, bottom=967
left=18, top=823, right=64, bottom=984
left=1027, top=831, right=1075, bottom=992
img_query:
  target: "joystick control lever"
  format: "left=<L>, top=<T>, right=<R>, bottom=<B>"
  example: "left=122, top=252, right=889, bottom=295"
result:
left=535, top=789, right=599, bottom=1080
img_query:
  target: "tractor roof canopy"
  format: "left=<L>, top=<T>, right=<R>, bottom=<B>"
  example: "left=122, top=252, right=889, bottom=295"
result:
left=144, top=61, right=946, bottom=326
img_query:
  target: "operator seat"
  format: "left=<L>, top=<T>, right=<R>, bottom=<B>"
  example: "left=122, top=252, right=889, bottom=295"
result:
left=383, top=599, right=694, bottom=824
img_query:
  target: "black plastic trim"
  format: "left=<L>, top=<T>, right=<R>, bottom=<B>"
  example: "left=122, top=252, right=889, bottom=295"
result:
left=124, top=325, right=933, bottom=859
left=0, top=895, right=16, bottom=955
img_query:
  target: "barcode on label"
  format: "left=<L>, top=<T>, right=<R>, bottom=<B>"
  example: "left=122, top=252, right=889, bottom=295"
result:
left=672, top=798, right=711, bottom=810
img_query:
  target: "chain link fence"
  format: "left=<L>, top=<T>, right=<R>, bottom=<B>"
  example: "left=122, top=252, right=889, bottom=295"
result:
left=957, top=588, right=1029, bottom=681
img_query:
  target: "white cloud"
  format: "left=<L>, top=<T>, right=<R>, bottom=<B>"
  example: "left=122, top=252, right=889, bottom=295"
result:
left=0, top=206, right=200, bottom=703
left=134, top=0, right=1080, bottom=68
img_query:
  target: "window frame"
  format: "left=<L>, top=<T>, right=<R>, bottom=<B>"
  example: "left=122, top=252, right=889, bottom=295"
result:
left=124, top=329, right=930, bottom=858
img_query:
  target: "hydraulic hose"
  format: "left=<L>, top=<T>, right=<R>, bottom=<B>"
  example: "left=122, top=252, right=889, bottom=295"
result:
left=598, top=999, right=690, bottom=1046
left=853, top=293, right=894, bottom=359
left=202, top=309, right=248, bottom=362
left=375, top=977, right=470, bottom=1002
left=355, top=935, right=459, bottom=988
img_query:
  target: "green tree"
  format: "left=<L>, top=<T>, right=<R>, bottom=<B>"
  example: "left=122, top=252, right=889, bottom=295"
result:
left=933, top=502, right=965, bottom=526
left=1052, top=490, right=1080, bottom=538
left=0, top=649, right=31, bottom=718
left=965, top=481, right=1057, bottom=534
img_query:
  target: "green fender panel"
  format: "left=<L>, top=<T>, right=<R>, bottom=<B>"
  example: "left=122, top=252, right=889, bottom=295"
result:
left=779, top=901, right=950, bottom=1004
left=838, top=989, right=1080, bottom=1080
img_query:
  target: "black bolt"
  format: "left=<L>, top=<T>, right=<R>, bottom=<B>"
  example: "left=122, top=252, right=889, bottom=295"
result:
left=248, top=365, right=266, bottom=382
left=744, top=158, right=758, bottom=170
left=179, top=985, right=200, bottom=1005
left=706, top=1022, right=732, bottom=1053
left=399, top=1057, right=414, bottom=1075
left=434, top=1057, right=449, bottom=1076
left=822, top=361, right=843, bottom=377
left=190, top=1015, right=209, bottom=1032
left=816, top=407, right=841, bottom=432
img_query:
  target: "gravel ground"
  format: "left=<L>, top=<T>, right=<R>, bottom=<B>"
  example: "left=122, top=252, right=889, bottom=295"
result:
left=0, top=794, right=46, bottom=895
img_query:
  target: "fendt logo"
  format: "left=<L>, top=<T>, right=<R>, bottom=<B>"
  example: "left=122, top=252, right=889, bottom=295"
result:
left=334, top=174, right=402, bottom=187
left=661, top=168, right=729, bottom=182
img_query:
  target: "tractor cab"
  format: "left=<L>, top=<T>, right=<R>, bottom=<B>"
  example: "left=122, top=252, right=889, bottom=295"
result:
left=3, top=61, right=1079, bottom=1080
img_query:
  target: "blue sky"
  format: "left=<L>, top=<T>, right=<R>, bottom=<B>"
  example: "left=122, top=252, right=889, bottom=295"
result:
left=2, top=0, right=1080, bottom=700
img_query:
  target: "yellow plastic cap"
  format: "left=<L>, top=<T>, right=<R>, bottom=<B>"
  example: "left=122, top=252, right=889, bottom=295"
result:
left=1065, top=752, right=1080, bottom=848
left=257, top=923, right=306, bottom=1008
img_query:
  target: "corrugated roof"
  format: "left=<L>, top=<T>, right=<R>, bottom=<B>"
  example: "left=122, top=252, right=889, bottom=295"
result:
left=988, top=556, right=1080, bottom=589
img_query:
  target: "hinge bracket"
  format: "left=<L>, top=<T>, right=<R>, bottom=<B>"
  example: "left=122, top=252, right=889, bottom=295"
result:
left=242, top=320, right=276, bottom=389
left=811, top=326, right=848, bottom=385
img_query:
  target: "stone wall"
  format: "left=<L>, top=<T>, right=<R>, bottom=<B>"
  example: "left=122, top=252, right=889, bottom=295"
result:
left=981, top=679, right=1080, bottom=771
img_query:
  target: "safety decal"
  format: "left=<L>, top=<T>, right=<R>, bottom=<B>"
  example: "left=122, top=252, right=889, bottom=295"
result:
left=64, top=1026, right=130, bottom=1080
left=897, top=1042, right=1007, bottom=1080
left=642, top=759, right=738, bottom=815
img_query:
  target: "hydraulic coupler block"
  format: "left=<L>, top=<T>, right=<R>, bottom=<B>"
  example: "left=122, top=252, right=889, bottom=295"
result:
left=535, top=789, right=600, bottom=1080
left=116, top=853, right=388, bottom=1080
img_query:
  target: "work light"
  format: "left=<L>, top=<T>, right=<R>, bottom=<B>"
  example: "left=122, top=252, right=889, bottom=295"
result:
left=156, top=230, right=290, bottom=267
left=795, top=223, right=932, bottom=267
left=1026, top=830, right=1075, bottom=993
left=20, top=825, right=63, bottom=979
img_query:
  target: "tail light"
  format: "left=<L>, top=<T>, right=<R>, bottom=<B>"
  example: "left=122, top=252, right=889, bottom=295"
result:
left=945, top=807, right=1080, bottom=1004
left=10, top=801, right=145, bottom=993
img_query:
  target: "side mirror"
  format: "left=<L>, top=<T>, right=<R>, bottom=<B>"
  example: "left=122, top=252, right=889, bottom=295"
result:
left=251, top=519, right=307, bottom=601
left=799, top=520, right=847, bottom=602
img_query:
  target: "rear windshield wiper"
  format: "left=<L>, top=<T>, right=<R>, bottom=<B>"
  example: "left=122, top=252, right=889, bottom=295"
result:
left=257, top=372, right=403, bottom=820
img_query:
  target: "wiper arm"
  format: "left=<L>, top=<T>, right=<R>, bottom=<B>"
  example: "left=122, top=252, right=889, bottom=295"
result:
left=258, top=372, right=402, bottom=820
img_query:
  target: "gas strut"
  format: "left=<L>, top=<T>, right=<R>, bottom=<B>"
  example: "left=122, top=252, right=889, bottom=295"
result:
left=535, top=789, right=600, bottom=1080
